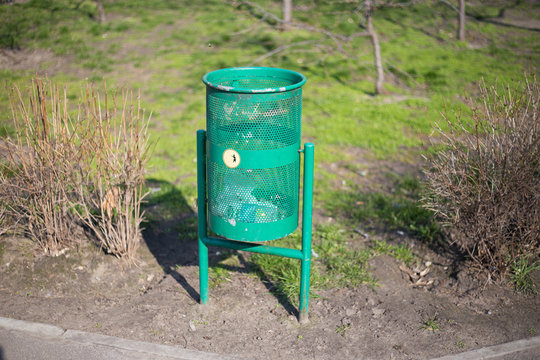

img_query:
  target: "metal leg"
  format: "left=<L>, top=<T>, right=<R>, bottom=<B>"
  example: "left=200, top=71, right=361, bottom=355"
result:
left=299, top=143, right=314, bottom=323
left=197, top=130, right=209, bottom=305
left=197, top=134, right=314, bottom=317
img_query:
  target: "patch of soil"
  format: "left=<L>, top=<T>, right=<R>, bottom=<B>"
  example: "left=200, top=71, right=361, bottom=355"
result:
left=0, top=48, right=89, bottom=78
left=1, top=216, right=539, bottom=360
left=488, top=6, right=540, bottom=32
left=3, top=146, right=536, bottom=360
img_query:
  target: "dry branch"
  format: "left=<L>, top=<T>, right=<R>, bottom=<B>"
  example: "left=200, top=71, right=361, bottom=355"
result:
left=249, top=39, right=320, bottom=65
left=438, top=0, right=458, bottom=13
left=70, top=84, right=152, bottom=261
left=1, top=79, right=77, bottom=255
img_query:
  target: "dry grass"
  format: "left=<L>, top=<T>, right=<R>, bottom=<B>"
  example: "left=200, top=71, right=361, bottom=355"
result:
left=0, top=172, right=11, bottom=237
left=0, top=78, right=152, bottom=261
left=424, top=75, right=540, bottom=276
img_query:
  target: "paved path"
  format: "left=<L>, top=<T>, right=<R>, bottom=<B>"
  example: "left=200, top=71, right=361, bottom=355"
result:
left=0, top=317, right=247, bottom=360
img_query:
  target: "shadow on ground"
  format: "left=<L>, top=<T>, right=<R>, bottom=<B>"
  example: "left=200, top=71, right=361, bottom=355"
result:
left=323, top=174, right=468, bottom=277
left=141, top=179, right=200, bottom=301
left=141, top=178, right=298, bottom=315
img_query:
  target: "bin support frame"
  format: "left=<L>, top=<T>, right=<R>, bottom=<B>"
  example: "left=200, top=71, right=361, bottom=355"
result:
left=197, top=129, right=314, bottom=323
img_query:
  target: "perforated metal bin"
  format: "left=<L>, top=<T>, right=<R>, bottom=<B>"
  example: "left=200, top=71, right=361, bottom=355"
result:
left=202, top=67, right=306, bottom=242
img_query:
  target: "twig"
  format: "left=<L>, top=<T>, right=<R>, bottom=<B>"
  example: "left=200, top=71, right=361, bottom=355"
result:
left=385, top=60, right=419, bottom=85
left=438, top=0, right=459, bottom=13
left=249, top=40, right=319, bottom=65
left=377, top=1, right=423, bottom=9
left=354, top=228, right=370, bottom=239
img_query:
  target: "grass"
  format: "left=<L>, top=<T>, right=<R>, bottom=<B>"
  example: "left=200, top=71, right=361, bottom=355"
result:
left=327, top=176, right=441, bottom=245
left=313, top=225, right=375, bottom=288
left=454, top=337, right=466, bottom=349
left=509, top=257, right=540, bottom=295
left=244, top=224, right=417, bottom=304
left=249, top=225, right=378, bottom=303
left=249, top=231, right=318, bottom=303
left=207, top=251, right=241, bottom=289
left=371, top=240, right=416, bottom=267
left=209, top=266, right=231, bottom=289
left=421, top=315, right=441, bottom=332
left=336, top=323, right=351, bottom=337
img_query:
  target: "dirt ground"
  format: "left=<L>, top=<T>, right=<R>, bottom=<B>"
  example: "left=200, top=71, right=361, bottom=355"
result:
left=1, top=200, right=539, bottom=360
left=0, top=72, right=538, bottom=359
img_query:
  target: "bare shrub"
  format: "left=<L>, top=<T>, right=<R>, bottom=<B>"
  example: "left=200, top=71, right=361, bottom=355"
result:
left=0, top=78, right=152, bottom=261
left=70, top=85, right=152, bottom=261
left=0, top=79, right=77, bottom=254
left=0, top=172, right=11, bottom=237
left=423, top=76, right=540, bottom=276
left=0, top=209, right=7, bottom=237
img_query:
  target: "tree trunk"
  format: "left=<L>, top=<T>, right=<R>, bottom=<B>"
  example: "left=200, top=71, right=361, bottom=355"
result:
left=96, top=0, right=106, bottom=23
left=458, top=0, right=465, bottom=41
left=283, top=0, right=292, bottom=30
left=365, top=0, right=384, bottom=95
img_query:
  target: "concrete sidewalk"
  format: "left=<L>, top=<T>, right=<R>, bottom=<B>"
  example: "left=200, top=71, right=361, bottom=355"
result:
left=431, top=335, right=540, bottom=360
left=0, top=317, right=249, bottom=360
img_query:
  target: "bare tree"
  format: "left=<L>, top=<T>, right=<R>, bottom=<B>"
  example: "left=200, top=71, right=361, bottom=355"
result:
left=235, top=0, right=416, bottom=95
left=283, top=0, right=292, bottom=30
left=439, top=0, right=466, bottom=41
left=458, top=0, right=465, bottom=40
left=364, top=0, right=384, bottom=94
left=96, top=0, right=106, bottom=23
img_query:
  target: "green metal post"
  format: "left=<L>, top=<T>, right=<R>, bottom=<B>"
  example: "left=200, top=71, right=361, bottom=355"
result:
left=197, top=129, right=209, bottom=305
left=299, top=143, right=314, bottom=323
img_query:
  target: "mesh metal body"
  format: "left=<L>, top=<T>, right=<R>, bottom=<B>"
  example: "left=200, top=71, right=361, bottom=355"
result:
left=203, top=67, right=306, bottom=242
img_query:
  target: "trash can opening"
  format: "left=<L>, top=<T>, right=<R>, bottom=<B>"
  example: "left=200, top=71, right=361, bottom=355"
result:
left=202, top=67, right=306, bottom=94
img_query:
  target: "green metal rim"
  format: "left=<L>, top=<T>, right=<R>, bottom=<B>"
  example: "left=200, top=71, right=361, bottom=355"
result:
left=202, top=67, right=306, bottom=94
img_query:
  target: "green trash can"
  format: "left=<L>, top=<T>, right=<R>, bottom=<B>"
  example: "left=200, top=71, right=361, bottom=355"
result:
left=202, top=67, right=306, bottom=242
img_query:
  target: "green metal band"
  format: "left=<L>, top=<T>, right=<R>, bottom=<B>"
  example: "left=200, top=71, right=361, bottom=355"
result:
left=208, top=142, right=300, bottom=169
left=209, top=213, right=298, bottom=242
